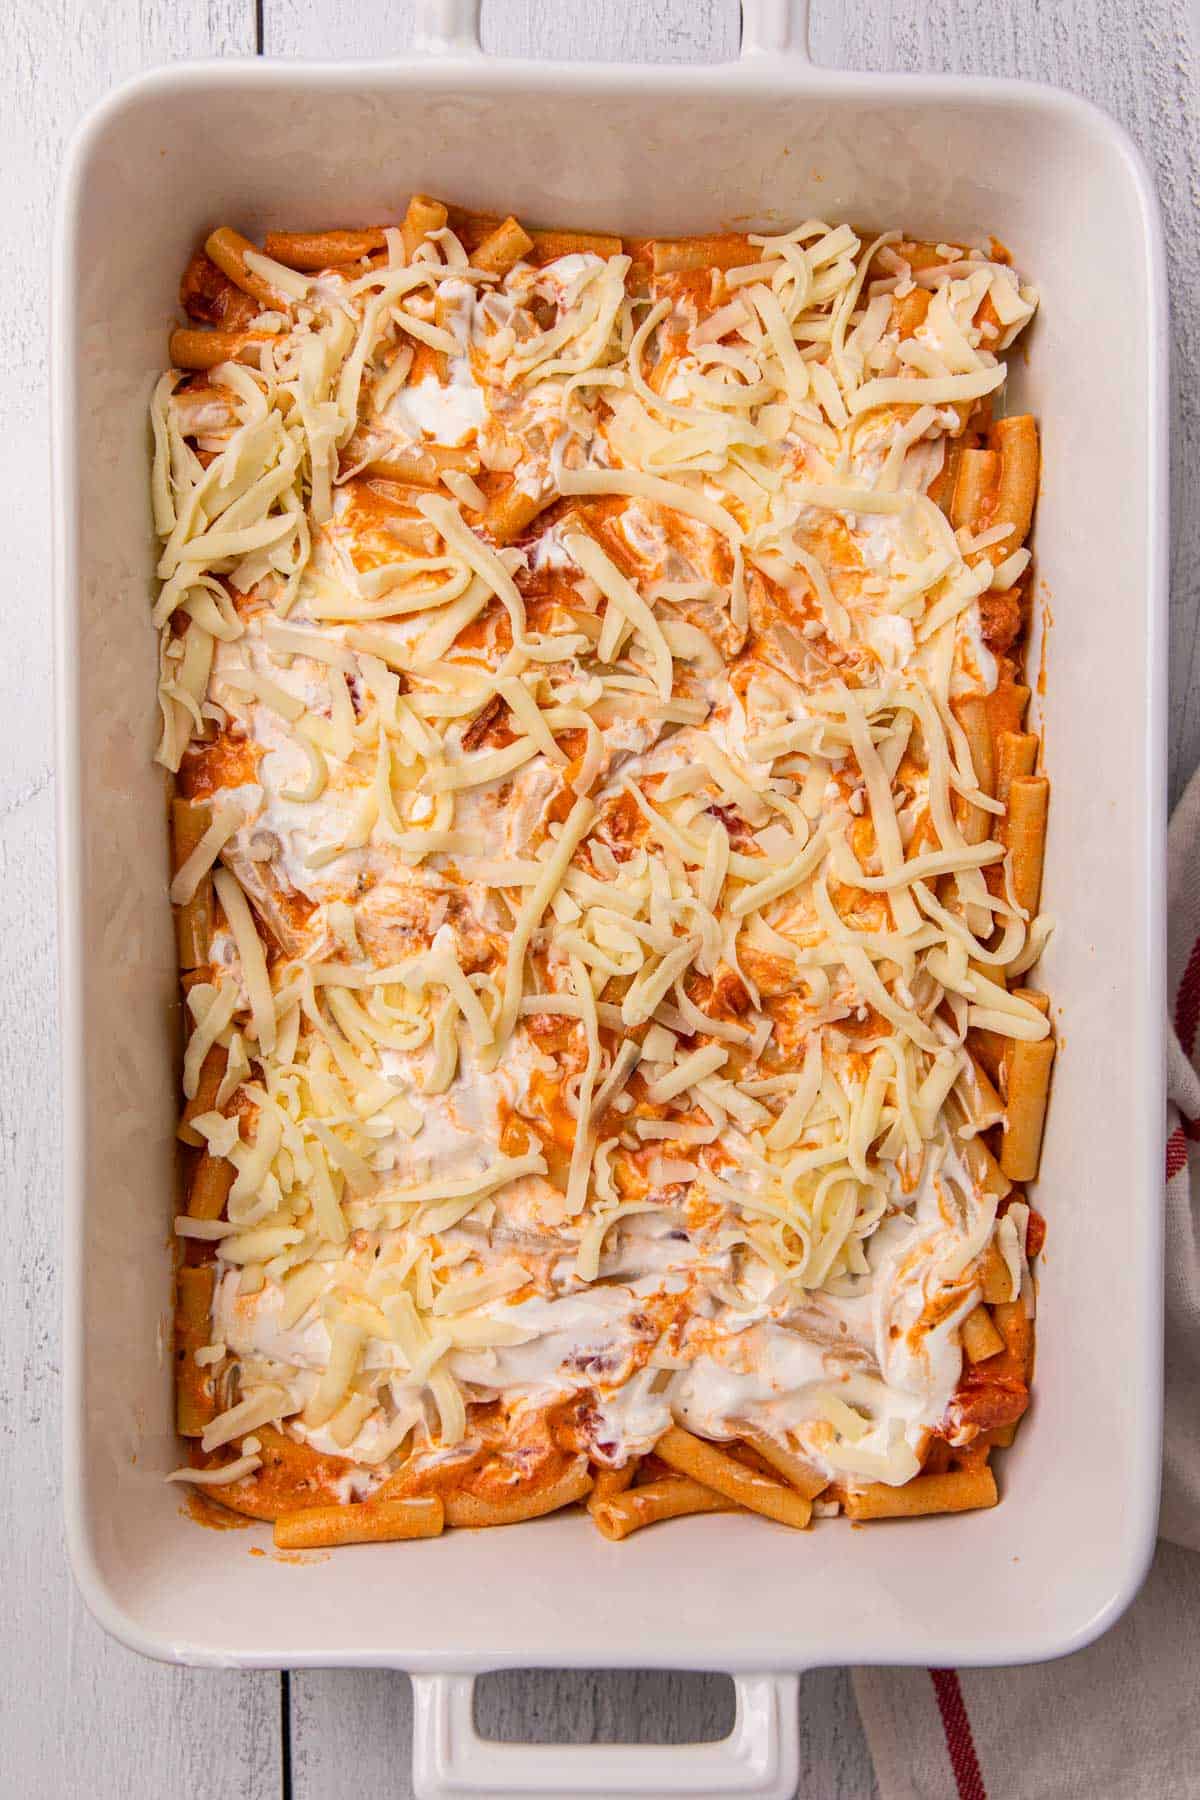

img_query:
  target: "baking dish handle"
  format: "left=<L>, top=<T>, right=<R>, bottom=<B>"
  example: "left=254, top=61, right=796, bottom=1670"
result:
left=408, top=1, right=812, bottom=63
left=739, top=1, right=812, bottom=60
left=412, top=0, right=483, bottom=56
left=410, top=1671, right=799, bottom=1799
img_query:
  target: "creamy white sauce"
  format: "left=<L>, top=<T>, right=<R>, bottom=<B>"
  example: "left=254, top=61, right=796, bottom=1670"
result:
left=527, top=521, right=580, bottom=573
left=861, top=611, right=916, bottom=671
left=385, top=371, right=485, bottom=447
left=953, top=604, right=1000, bottom=697
left=377, top=1026, right=539, bottom=1189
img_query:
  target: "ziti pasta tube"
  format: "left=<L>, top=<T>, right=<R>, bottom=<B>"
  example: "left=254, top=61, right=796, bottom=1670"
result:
left=951, top=447, right=1001, bottom=535
left=953, top=695, right=996, bottom=845
left=589, top=1464, right=637, bottom=1506
left=263, top=228, right=387, bottom=270
left=187, top=1149, right=234, bottom=1221
left=961, top=1304, right=1005, bottom=1364
left=176, top=1265, right=217, bottom=1436
left=591, top=1477, right=735, bottom=1541
left=735, top=1426, right=830, bottom=1501
left=168, top=327, right=273, bottom=370
left=273, top=1496, right=443, bottom=1549
left=171, top=798, right=212, bottom=969
left=400, top=193, right=448, bottom=263
left=529, top=228, right=622, bottom=264
left=651, top=234, right=757, bottom=275
left=842, top=1461, right=998, bottom=1522
left=205, top=226, right=295, bottom=309
left=1001, top=1032, right=1056, bottom=1181
left=483, top=482, right=556, bottom=546
left=178, top=1044, right=228, bottom=1147
left=996, top=730, right=1038, bottom=812
left=1005, top=775, right=1050, bottom=917
left=988, top=414, right=1040, bottom=550
left=471, top=215, right=534, bottom=276
left=444, top=1456, right=592, bottom=1528
left=656, top=1426, right=812, bottom=1530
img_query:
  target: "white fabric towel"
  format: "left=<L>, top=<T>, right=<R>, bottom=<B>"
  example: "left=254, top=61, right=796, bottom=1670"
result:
left=851, top=769, right=1200, bottom=1800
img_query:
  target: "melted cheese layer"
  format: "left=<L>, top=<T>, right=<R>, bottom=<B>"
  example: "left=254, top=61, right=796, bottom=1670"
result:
left=156, top=214, right=1043, bottom=1505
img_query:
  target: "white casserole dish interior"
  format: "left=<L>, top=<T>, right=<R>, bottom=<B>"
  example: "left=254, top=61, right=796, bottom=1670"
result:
left=54, top=3, right=1166, bottom=1794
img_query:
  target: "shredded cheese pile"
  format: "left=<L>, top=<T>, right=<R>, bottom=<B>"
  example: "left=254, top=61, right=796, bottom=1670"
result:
left=157, top=217, right=1044, bottom=1495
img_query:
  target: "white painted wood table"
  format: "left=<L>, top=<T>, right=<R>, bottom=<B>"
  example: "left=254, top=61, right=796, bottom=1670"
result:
left=6, top=1, right=1198, bottom=1794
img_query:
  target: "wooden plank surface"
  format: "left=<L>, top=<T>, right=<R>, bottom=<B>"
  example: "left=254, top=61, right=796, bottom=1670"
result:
left=3, top=6, right=284, bottom=1798
left=4, top=0, right=1197, bottom=1796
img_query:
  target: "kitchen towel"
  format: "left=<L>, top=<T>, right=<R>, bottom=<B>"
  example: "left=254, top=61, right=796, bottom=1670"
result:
left=851, top=769, right=1200, bottom=1800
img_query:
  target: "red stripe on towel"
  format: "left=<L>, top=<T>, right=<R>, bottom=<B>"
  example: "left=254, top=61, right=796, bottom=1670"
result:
left=929, top=1669, right=987, bottom=1800
left=1167, top=1127, right=1189, bottom=1179
left=1173, top=933, right=1200, bottom=1057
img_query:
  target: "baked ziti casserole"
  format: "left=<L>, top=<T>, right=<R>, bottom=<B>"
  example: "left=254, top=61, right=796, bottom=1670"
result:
left=154, top=201, right=1051, bottom=1549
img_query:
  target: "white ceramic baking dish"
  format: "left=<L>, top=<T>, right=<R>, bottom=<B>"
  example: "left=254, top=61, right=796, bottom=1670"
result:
left=53, top=2, right=1168, bottom=1793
